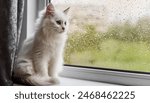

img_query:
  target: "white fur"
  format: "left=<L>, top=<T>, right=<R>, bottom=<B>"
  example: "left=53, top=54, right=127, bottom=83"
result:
left=13, top=6, right=69, bottom=86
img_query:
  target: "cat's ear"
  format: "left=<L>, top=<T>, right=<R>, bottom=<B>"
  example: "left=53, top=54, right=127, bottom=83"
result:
left=46, top=3, right=55, bottom=16
left=64, top=7, right=70, bottom=15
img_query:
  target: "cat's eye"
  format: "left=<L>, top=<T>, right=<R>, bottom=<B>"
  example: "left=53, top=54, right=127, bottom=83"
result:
left=64, top=22, right=67, bottom=25
left=56, top=20, right=61, bottom=25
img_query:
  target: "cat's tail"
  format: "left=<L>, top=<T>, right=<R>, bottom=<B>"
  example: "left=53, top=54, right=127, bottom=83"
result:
left=13, top=75, right=57, bottom=86
left=24, top=75, right=57, bottom=86
left=13, top=64, right=57, bottom=86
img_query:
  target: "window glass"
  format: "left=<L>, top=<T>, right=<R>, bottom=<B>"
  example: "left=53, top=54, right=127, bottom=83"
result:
left=53, top=0, right=150, bottom=72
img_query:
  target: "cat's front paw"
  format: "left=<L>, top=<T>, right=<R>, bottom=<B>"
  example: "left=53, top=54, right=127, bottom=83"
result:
left=50, top=77, right=60, bottom=85
left=25, top=66, right=34, bottom=76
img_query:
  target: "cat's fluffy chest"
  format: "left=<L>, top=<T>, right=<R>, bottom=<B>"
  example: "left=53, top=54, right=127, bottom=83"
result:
left=34, top=34, right=66, bottom=58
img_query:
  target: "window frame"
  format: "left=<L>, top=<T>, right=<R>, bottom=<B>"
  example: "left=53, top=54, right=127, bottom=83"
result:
left=60, top=65, right=150, bottom=85
left=27, top=0, right=150, bottom=86
left=26, top=0, right=48, bottom=38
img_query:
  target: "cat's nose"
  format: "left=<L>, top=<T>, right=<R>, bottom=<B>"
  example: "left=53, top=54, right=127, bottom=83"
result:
left=62, top=27, right=65, bottom=31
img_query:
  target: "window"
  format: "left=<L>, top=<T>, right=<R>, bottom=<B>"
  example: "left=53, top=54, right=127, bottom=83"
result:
left=58, top=0, right=150, bottom=85
left=61, top=0, right=150, bottom=73
left=27, top=0, right=150, bottom=85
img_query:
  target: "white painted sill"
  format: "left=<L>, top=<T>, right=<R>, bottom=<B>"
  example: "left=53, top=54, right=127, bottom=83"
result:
left=58, top=77, right=117, bottom=86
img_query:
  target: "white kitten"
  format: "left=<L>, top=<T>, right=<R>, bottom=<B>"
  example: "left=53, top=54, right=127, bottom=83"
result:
left=13, top=3, right=70, bottom=86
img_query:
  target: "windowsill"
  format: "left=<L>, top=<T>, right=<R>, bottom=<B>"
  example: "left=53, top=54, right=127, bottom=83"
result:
left=14, top=77, right=118, bottom=86
left=58, top=77, right=118, bottom=86
left=14, top=65, right=150, bottom=86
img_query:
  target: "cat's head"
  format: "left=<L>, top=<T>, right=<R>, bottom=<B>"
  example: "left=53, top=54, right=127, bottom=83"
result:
left=43, top=3, right=70, bottom=34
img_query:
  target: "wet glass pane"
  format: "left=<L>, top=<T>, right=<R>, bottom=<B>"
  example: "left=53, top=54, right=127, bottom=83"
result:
left=53, top=0, right=150, bottom=72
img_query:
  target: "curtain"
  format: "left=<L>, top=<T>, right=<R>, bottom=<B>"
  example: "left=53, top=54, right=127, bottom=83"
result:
left=0, top=0, right=24, bottom=85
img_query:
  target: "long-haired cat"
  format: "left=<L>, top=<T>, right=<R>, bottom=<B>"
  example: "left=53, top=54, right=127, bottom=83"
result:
left=13, top=3, right=70, bottom=86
